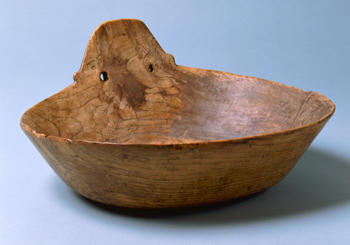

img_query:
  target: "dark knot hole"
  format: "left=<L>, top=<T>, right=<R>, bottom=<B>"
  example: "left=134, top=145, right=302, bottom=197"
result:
left=100, top=72, right=108, bottom=82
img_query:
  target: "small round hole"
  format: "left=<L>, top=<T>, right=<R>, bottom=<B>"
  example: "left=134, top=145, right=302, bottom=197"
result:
left=100, top=72, right=108, bottom=81
left=148, top=64, right=154, bottom=72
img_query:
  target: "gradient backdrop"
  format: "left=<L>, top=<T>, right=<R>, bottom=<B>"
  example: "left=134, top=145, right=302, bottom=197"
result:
left=1, top=1, right=349, bottom=244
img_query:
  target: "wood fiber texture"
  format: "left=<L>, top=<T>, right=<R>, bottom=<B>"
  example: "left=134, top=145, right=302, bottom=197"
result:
left=21, top=19, right=335, bottom=208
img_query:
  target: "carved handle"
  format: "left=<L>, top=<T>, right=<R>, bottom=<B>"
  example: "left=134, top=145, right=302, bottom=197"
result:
left=73, top=19, right=177, bottom=89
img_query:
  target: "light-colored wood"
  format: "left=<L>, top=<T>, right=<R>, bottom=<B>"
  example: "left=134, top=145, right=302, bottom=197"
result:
left=20, top=19, right=335, bottom=208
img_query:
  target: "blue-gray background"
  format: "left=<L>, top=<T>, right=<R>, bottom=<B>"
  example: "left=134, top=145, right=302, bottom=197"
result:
left=1, top=1, right=349, bottom=244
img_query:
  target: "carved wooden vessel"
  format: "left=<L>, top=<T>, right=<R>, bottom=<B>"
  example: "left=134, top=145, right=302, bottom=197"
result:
left=20, top=19, right=335, bottom=208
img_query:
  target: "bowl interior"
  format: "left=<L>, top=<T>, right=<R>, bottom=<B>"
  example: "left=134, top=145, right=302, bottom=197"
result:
left=21, top=71, right=334, bottom=144
left=20, top=19, right=334, bottom=144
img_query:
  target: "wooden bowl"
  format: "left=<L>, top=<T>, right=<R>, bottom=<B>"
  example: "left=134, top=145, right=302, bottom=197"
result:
left=20, top=19, right=335, bottom=208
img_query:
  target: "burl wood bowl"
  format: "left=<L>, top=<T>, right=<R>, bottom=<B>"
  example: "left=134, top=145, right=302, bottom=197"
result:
left=21, top=19, right=335, bottom=208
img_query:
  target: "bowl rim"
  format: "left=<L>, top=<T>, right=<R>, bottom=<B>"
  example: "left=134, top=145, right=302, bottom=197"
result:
left=20, top=73, right=335, bottom=147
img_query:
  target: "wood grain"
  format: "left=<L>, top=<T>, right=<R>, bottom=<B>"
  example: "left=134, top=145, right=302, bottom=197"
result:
left=20, top=19, right=335, bottom=208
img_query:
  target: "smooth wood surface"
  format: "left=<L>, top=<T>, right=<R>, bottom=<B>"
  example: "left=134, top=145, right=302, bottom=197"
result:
left=20, top=19, right=335, bottom=208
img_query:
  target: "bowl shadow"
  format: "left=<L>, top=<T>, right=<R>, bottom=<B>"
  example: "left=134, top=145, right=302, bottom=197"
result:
left=54, top=147, right=350, bottom=225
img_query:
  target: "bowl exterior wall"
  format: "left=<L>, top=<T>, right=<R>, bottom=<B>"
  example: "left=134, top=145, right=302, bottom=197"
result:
left=21, top=117, right=329, bottom=208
